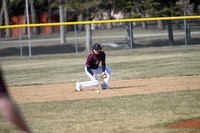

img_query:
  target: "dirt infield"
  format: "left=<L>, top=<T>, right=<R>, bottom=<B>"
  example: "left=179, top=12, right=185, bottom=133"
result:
left=168, top=119, right=200, bottom=129
left=7, top=75, right=200, bottom=130
left=8, top=75, right=200, bottom=104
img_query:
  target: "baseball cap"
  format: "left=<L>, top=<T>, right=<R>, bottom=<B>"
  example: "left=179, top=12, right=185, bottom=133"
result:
left=93, top=43, right=102, bottom=50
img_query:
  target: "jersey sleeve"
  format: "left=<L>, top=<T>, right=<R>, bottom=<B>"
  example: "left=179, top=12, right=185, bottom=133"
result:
left=86, top=66, right=94, bottom=76
left=101, top=52, right=106, bottom=72
left=102, top=52, right=106, bottom=64
left=102, top=62, right=105, bottom=72
left=86, top=53, right=92, bottom=67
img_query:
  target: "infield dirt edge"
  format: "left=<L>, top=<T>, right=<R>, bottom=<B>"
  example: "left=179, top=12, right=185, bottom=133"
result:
left=8, top=75, right=200, bottom=104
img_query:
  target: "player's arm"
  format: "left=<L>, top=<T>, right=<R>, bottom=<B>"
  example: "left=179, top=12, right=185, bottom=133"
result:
left=86, top=54, right=94, bottom=76
left=86, top=54, right=97, bottom=80
left=102, top=52, right=106, bottom=72
left=101, top=52, right=107, bottom=79
left=102, top=62, right=105, bottom=72
left=101, top=63, right=107, bottom=79
left=86, top=66, right=97, bottom=80
left=86, top=66, right=94, bottom=76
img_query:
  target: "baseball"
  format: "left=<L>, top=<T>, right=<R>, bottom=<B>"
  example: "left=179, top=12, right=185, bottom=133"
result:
left=97, top=90, right=100, bottom=94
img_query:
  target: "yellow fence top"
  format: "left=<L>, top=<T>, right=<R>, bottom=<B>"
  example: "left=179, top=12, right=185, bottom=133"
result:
left=0, top=16, right=200, bottom=29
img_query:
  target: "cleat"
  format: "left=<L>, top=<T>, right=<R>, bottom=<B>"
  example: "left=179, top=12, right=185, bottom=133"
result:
left=76, top=82, right=81, bottom=91
left=101, top=84, right=112, bottom=89
left=107, top=86, right=112, bottom=89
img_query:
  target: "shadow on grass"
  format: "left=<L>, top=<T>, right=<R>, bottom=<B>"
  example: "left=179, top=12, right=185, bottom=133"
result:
left=133, top=37, right=200, bottom=48
left=0, top=43, right=85, bottom=57
left=112, top=85, right=142, bottom=90
left=0, top=37, right=200, bottom=57
left=87, top=85, right=144, bottom=91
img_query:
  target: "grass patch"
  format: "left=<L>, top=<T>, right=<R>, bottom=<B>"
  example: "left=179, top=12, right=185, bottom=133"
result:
left=0, top=21, right=200, bottom=133
left=0, top=45, right=199, bottom=132
left=0, top=89, right=199, bottom=133
left=1, top=45, right=200, bottom=86
left=110, top=51, right=200, bottom=79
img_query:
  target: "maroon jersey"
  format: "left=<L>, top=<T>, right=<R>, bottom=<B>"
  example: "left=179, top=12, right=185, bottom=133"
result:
left=86, top=51, right=105, bottom=69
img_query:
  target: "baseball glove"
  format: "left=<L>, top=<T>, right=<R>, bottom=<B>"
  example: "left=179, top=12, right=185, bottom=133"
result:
left=101, top=72, right=107, bottom=79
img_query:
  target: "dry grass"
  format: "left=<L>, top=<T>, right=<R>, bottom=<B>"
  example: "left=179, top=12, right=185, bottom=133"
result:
left=0, top=89, right=199, bottom=133
left=1, top=44, right=200, bottom=86
left=0, top=25, right=199, bottom=132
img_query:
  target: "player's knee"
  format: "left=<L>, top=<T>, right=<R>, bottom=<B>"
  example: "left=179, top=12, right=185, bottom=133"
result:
left=106, top=68, right=111, bottom=74
left=94, top=80, right=99, bottom=87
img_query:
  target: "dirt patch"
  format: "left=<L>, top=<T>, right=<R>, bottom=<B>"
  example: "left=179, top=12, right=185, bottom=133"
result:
left=168, top=119, right=200, bottom=129
left=7, top=75, right=200, bottom=104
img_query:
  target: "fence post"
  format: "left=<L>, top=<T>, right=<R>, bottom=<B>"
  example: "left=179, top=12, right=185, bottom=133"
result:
left=129, top=21, right=133, bottom=53
left=26, top=0, right=32, bottom=58
left=187, top=24, right=191, bottom=40
left=184, top=11, right=188, bottom=51
left=19, top=28, right=23, bottom=59
left=74, top=25, right=78, bottom=56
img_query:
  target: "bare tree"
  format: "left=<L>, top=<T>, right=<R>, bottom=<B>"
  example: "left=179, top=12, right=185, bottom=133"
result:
left=23, top=3, right=27, bottom=35
left=85, top=8, right=92, bottom=52
left=167, top=20, right=174, bottom=46
left=106, top=8, right=112, bottom=29
left=48, top=8, right=54, bottom=33
left=59, top=4, right=66, bottom=44
left=2, top=0, right=11, bottom=37
left=48, top=0, right=56, bottom=33
left=65, top=0, right=95, bottom=50
left=125, top=22, right=133, bottom=48
left=157, top=20, right=165, bottom=30
left=30, top=0, right=39, bottom=35
left=0, top=7, right=4, bottom=37
left=77, top=13, right=85, bottom=31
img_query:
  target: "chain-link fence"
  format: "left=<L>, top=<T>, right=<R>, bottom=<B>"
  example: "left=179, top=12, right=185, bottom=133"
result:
left=0, top=17, right=200, bottom=58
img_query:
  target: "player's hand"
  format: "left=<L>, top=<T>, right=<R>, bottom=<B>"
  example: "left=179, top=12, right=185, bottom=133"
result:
left=93, top=74, right=97, bottom=80
left=101, top=72, right=107, bottom=79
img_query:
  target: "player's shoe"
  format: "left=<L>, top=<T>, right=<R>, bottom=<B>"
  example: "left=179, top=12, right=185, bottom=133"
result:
left=76, top=82, right=81, bottom=91
left=101, top=84, right=112, bottom=89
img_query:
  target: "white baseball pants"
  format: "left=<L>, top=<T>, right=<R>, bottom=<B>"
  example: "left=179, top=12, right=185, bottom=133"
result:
left=79, top=66, right=111, bottom=87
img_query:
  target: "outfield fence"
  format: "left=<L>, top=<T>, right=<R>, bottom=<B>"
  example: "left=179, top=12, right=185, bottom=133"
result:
left=0, top=16, right=200, bottom=58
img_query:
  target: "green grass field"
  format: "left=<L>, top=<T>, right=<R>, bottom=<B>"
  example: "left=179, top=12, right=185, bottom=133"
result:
left=0, top=44, right=200, bottom=133
left=1, top=45, right=200, bottom=86
left=0, top=90, right=200, bottom=133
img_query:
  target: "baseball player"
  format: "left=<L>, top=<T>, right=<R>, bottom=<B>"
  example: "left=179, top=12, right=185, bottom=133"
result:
left=76, top=43, right=112, bottom=91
